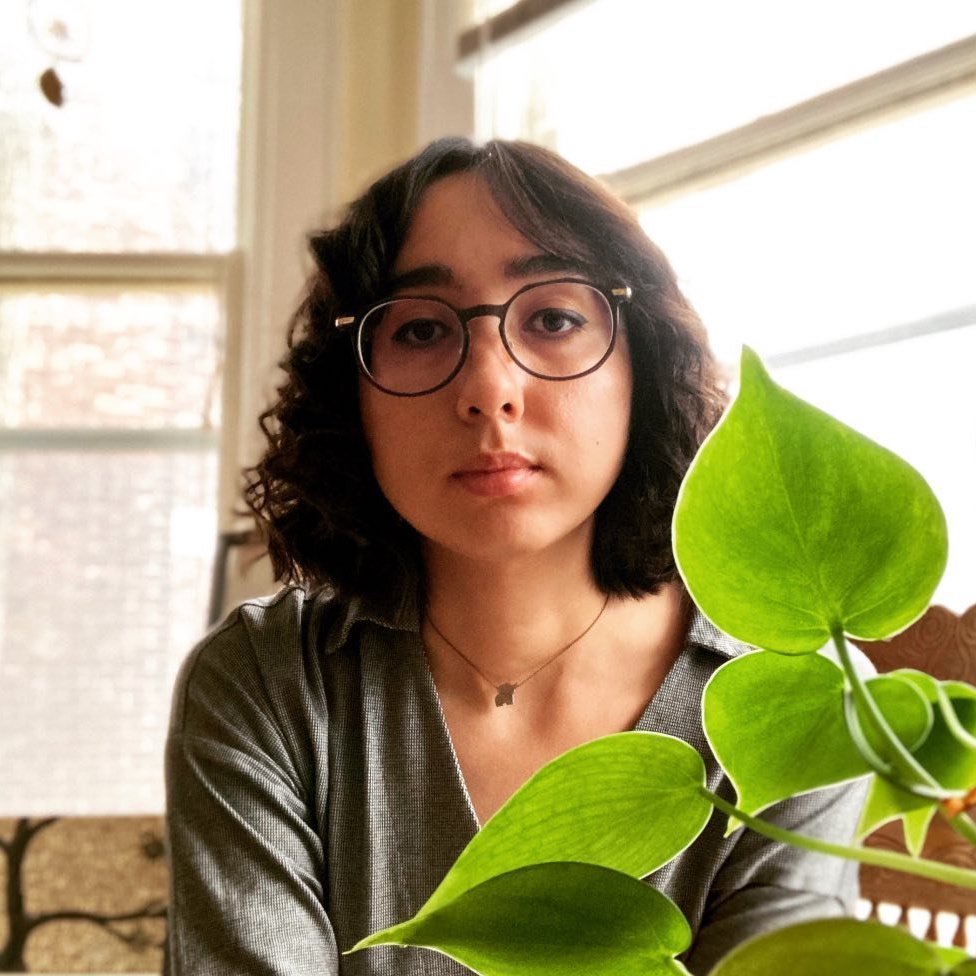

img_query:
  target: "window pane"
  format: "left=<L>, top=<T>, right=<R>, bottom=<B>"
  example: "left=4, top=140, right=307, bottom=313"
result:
left=0, top=0, right=241, bottom=252
left=474, top=0, right=976, bottom=174
left=0, top=284, right=222, bottom=429
left=772, top=326, right=976, bottom=615
left=637, top=94, right=976, bottom=365
left=0, top=448, right=217, bottom=814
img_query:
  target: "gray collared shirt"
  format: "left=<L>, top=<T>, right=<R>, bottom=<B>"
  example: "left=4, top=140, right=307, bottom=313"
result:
left=165, top=586, right=866, bottom=975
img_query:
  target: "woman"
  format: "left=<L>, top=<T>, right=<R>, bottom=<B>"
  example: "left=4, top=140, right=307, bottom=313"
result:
left=165, top=138, right=864, bottom=975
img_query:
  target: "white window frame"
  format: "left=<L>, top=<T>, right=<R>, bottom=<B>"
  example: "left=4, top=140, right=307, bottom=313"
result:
left=602, top=33, right=976, bottom=206
left=461, top=11, right=976, bottom=362
left=595, top=33, right=976, bottom=367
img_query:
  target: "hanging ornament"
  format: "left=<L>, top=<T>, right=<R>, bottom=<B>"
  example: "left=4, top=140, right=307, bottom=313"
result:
left=38, top=66, right=64, bottom=106
left=28, top=0, right=91, bottom=107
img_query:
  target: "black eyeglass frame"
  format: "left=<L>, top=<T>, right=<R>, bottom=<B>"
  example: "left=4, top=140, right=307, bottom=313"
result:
left=334, top=277, right=633, bottom=397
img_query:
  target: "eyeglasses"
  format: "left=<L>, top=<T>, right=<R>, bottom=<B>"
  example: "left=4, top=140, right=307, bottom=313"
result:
left=335, top=277, right=632, bottom=397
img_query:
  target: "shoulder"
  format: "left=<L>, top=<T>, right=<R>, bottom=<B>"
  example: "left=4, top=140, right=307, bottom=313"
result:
left=168, top=582, right=420, bottom=734
left=168, top=586, right=355, bottom=737
left=677, top=609, right=753, bottom=687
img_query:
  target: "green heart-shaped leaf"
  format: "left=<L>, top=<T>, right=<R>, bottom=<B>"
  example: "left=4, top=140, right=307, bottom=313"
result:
left=709, top=918, right=963, bottom=976
left=673, top=347, right=947, bottom=652
left=422, top=732, right=711, bottom=914
left=351, top=862, right=691, bottom=976
left=703, top=652, right=930, bottom=820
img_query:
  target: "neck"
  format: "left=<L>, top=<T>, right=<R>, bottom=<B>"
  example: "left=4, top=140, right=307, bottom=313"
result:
left=422, top=538, right=606, bottom=685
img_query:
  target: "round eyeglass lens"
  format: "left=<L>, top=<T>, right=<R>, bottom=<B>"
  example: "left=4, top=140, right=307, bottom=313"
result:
left=359, top=298, right=465, bottom=394
left=504, top=281, right=614, bottom=379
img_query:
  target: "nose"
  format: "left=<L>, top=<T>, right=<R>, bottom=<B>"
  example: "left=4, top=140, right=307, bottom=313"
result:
left=453, top=318, right=525, bottom=423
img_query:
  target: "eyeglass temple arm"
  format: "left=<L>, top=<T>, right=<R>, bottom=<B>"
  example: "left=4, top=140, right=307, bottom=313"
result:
left=335, top=315, right=356, bottom=333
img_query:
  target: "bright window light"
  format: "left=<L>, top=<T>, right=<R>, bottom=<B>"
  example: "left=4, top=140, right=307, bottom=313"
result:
left=474, top=0, right=976, bottom=174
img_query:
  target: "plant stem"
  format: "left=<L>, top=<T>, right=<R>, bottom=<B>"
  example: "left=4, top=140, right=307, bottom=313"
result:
left=832, top=627, right=944, bottom=794
left=701, top=788, right=976, bottom=891
left=942, top=807, right=976, bottom=846
left=935, top=684, right=976, bottom=751
left=842, top=690, right=951, bottom=801
left=841, top=692, right=899, bottom=781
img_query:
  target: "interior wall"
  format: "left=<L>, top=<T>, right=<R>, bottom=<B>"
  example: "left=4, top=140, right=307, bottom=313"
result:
left=338, top=0, right=422, bottom=202
left=337, top=0, right=475, bottom=202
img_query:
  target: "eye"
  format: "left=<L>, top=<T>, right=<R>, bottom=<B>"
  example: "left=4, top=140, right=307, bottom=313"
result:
left=391, top=317, right=453, bottom=347
left=523, top=307, right=588, bottom=337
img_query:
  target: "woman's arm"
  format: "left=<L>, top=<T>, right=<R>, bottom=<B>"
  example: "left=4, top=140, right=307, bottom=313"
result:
left=681, top=778, right=868, bottom=976
left=165, top=602, right=339, bottom=975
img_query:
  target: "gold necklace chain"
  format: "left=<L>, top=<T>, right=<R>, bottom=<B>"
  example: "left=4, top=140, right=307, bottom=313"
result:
left=425, top=594, right=611, bottom=707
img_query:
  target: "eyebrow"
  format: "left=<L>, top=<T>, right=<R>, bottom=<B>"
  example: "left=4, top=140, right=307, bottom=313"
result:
left=387, top=253, right=585, bottom=294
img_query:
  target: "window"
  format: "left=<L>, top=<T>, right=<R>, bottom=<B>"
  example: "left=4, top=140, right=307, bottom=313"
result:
left=469, top=0, right=976, bottom=612
left=0, top=0, right=243, bottom=814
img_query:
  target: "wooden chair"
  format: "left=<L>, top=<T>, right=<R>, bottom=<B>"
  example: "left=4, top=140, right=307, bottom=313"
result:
left=854, top=604, right=976, bottom=950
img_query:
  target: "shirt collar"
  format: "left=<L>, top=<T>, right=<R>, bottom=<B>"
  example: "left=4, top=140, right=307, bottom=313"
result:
left=317, top=572, right=422, bottom=655
left=317, top=575, right=749, bottom=662
left=686, top=608, right=752, bottom=660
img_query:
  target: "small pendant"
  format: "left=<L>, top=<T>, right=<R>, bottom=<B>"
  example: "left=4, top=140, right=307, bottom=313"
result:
left=494, top=683, right=516, bottom=707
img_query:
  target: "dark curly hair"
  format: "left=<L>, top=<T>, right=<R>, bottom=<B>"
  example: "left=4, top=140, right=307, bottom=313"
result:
left=244, top=137, right=726, bottom=602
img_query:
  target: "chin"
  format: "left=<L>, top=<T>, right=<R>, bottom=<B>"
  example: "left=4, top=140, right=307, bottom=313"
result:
left=420, top=513, right=595, bottom=568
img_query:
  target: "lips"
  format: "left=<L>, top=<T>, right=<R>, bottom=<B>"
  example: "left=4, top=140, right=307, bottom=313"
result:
left=456, top=452, right=536, bottom=475
left=451, top=452, right=541, bottom=497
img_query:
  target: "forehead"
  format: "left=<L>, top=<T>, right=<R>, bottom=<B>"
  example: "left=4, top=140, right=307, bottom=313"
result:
left=394, top=172, right=538, bottom=280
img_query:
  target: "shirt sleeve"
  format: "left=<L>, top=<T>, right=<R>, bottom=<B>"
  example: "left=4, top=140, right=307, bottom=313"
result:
left=164, top=606, right=339, bottom=976
left=681, top=777, right=868, bottom=976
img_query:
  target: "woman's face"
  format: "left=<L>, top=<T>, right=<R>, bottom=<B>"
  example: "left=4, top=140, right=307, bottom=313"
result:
left=358, top=172, right=633, bottom=568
